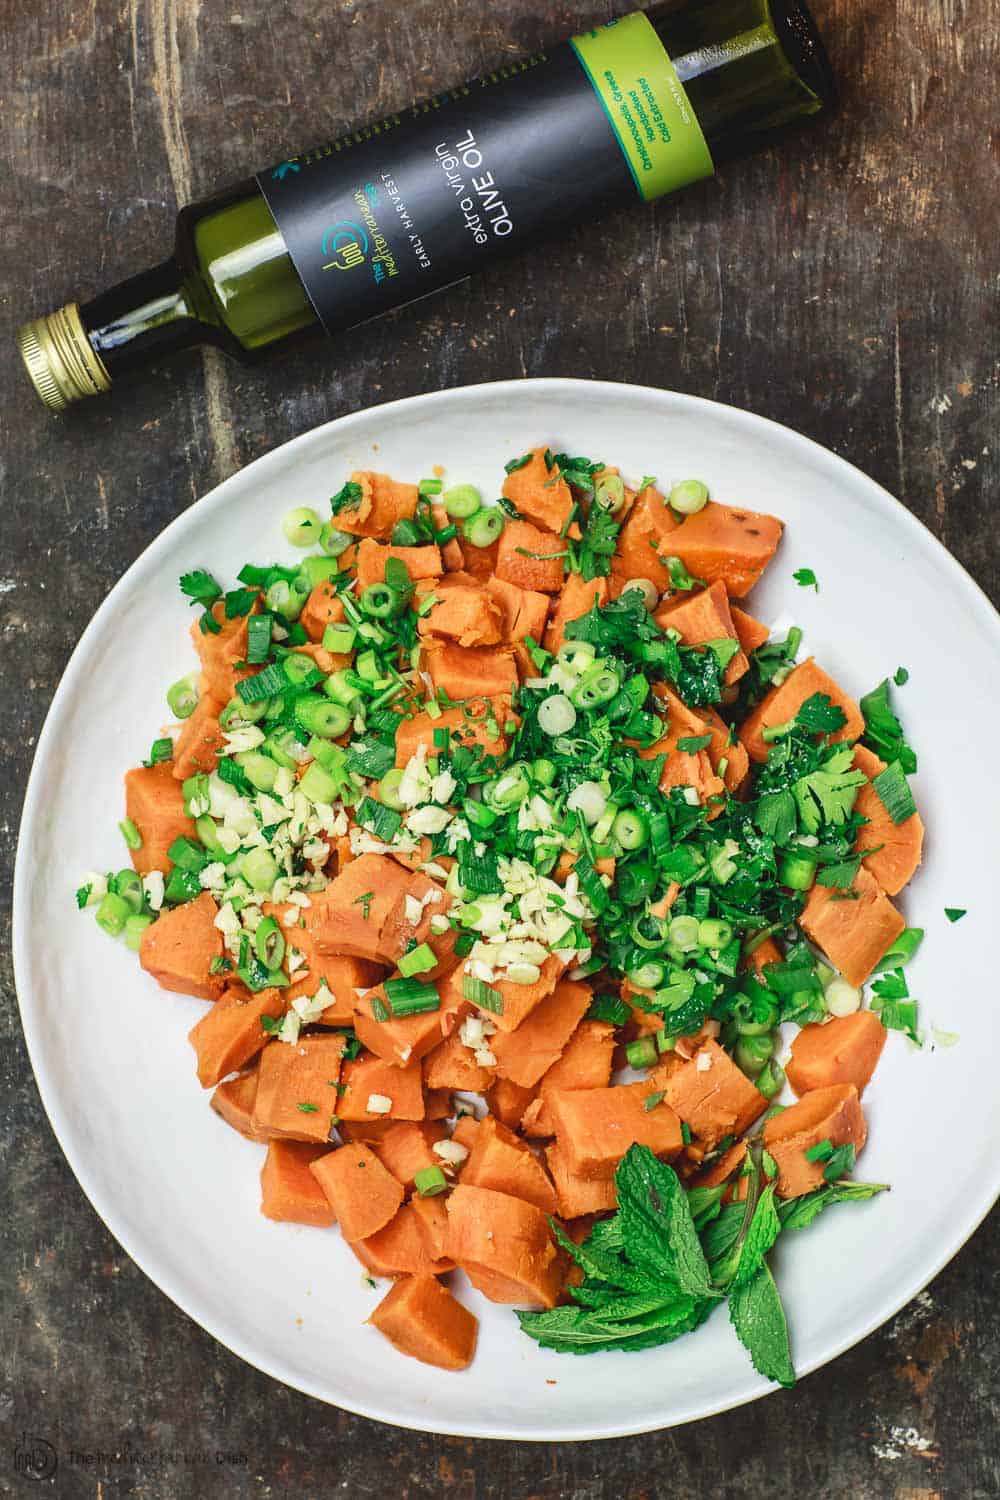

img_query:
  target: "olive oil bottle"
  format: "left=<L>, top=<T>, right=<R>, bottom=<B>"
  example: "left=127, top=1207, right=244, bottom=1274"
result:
left=18, top=0, right=835, bottom=412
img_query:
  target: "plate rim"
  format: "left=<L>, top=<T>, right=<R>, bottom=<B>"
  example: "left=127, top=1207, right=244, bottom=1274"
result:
left=13, top=375, right=1000, bottom=1441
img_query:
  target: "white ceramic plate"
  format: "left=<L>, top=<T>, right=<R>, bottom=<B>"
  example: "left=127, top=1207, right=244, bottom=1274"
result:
left=14, top=379, right=1000, bottom=1440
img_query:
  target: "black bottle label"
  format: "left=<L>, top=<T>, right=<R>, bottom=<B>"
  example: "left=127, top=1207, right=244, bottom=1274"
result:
left=258, top=13, right=712, bottom=335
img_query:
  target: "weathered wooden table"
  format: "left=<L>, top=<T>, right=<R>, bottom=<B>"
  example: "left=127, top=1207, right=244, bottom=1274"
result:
left=3, top=0, right=998, bottom=1494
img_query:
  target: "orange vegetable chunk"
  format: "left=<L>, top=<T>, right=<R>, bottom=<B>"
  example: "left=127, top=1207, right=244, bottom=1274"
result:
left=310, top=1141, right=404, bottom=1240
left=502, top=445, right=575, bottom=534
left=655, top=579, right=748, bottom=684
left=444, top=1184, right=565, bottom=1307
left=611, top=483, right=678, bottom=591
left=299, top=580, right=345, bottom=642
left=422, top=640, right=518, bottom=701
left=353, top=1204, right=455, bottom=1277
left=252, top=1033, right=346, bottom=1142
left=260, top=1141, right=336, bottom=1227
left=394, top=700, right=509, bottom=768
left=490, top=979, right=592, bottom=1088
left=739, top=657, right=864, bottom=763
left=139, top=890, right=224, bottom=1000
left=372, top=1121, right=447, bottom=1190
left=543, top=573, right=608, bottom=654
left=851, top=743, right=924, bottom=895
left=171, top=694, right=226, bottom=780
left=763, top=1083, right=867, bottom=1198
left=210, top=1069, right=271, bottom=1141
left=124, top=761, right=197, bottom=876
left=799, top=866, right=905, bottom=986
left=545, top=1141, right=617, bottom=1219
left=519, top=1020, right=616, bottom=1137
left=354, top=538, right=442, bottom=589
left=548, top=1080, right=683, bottom=1180
left=662, top=501, right=783, bottom=597
left=191, top=597, right=259, bottom=703
left=786, top=1011, right=888, bottom=1098
left=461, top=1116, right=558, bottom=1213
left=336, top=1053, right=426, bottom=1121
left=333, top=471, right=419, bottom=540
left=188, top=987, right=285, bottom=1089
left=418, top=582, right=504, bottom=647
left=663, top=1038, right=767, bottom=1148
left=368, top=1275, right=478, bottom=1371
left=311, top=853, right=414, bottom=963
left=496, top=519, right=567, bottom=593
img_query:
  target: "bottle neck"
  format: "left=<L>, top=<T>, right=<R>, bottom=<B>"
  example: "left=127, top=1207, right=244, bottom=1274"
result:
left=79, top=257, right=224, bottom=377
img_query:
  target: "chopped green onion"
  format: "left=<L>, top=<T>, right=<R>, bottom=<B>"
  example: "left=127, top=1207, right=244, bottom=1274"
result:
left=570, top=665, right=620, bottom=710
left=283, top=506, right=324, bottom=547
left=397, top=943, right=438, bottom=978
left=418, top=477, right=444, bottom=496
left=414, top=1165, right=448, bottom=1196
left=779, top=852, right=818, bottom=891
left=246, top=614, right=273, bottom=664
left=234, top=749, right=278, bottom=793
left=320, top=523, right=353, bottom=557
left=95, top=891, right=130, bottom=937
left=322, top=623, right=356, bottom=655
left=294, top=697, right=350, bottom=740
left=164, top=867, right=201, bottom=904
left=255, top=916, right=286, bottom=970
left=626, top=1037, right=658, bottom=1069
left=299, top=761, right=339, bottom=805
left=537, top=694, right=576, bottom=736
left=594, top=474, right=626, bottom=513
left=124, top=913, right=154, bottom=951
left=265, top=575, right=310, bottom=621
left=378, top=768, right=405, bottom=810
left=442, top=483, right=482, bottom=519
left=668, top=479, right=709, bottom=516
left=734, top=1033, right=775, bottom=1077
left=119, top=817, right=142, bottom=851
left=871, top=926, right=923, bottom=972
left=872, top=760, right=917, bottom=824
left=612, top=809, right=648, bottom=851
left=242, top=847, right=279, bottom=893
left=698, top=918, right=733, bottom=951
left=755, top=1059, right=785, bottom=1100
left=462, top=976, right=504, bottom=1014
left=111, top=869, right=144, bottom=913
left=166, top=674, right=199, bottom=720
left=360, top=583, right=405, bottom=619
left=356, top=796, right=403, bottom=843
left=462, top=509, right=504, bottom=548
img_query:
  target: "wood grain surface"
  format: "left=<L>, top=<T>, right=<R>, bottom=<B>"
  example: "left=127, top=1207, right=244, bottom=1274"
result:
left=1, top=1, right=998, bottom=1495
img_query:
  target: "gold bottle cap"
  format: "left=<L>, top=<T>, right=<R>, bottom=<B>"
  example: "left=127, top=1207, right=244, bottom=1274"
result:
left=16, top=302, right=111, bottom=412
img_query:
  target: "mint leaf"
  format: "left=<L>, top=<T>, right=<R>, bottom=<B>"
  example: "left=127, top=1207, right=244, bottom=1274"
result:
left=731, top=1184, right=782, bottom=1288
left=778, top=1180, right=889, bottom=1232
left=615, top=1147, right=717, bottom=1300
left=729, top=1262, right=796, bottom=1387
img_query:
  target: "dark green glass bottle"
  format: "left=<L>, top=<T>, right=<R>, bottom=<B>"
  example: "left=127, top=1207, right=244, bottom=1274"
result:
left=17, top=0, right=834, bottom=412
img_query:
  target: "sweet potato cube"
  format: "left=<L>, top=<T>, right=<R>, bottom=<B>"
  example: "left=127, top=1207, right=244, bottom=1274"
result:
left=210, top=1069, right=272, bottom=1141
left=485, top=1078, right=536, bottom=1129
left=786, top=1011, right=887, bottom=1098
left=663, top=1038, right=767, bottom=1149
left=423, top=1031, right=495, bottom=1093
left=800, top=866, right=905, bottom=987
left=368, top=1275, right=478, bottom=1371
left=496, top=519, right=566, bottom=593
left=394, top=700, right=509, bottom=769
left=545, top=1141, right=617, bottom=1219
left=421, top=640, right=518, bottom=701
left=663, top=501, right=783, bottom=598
left=731, top=603, right=769, bottom=654
left=311, top=853, right=413, bottom=963
left=548, top=1080, right=683, bottom=1180
left=191, top=597, right=259, bottom=703
left=612, top=484, right=678, bottom=591
left=353, top=1203, right=455, bottom=1277
left=484, top=577, right=551, bottom=646
left=739, top=657, right=864, bottom=763
left=502, top=446, right=575, bottom=534
left=188, top=987, right=286, bottom=1089
left=698, top=704, right=750, bottom=793
left=300, top=580, right=345, bottom=642
left=520, top=1020, right=616, bottom=1137
left=418, top=583, right=504, bottom=647
left=336, top=1053, right=426, bottom=1121
left=410, top=1192, right=452, bottom=1261
left=333, top=471, right=419, bottom=540
left=372, top=1121, right=447, bottom=1190
left=171, top=694, right=226, bottom=780
left=444, top=1184, right=565, bottom=1307
left=260, top=1141, right=336, bottom=1227
left=482, top=952, right=567, bottom=1035
left=251, top=1033, right=346, bottom=1143
left=461, top=1116, right=558, bottom=1213
left=655, top=579, right=748, bottom=684
left=355, top=538, right=443, bottom=590
left=310, top=1141, right=403, bottom=1240
left=490, top=980, right=592, bottom=1089
left=543, top=573, right=608, bottom=654
left=124, top=761, right=198, bottom=876
left=851, top=743, right=924, bottom=896
left=763, top=1083, right=868, bottom=1198
left=139, top=890, right=225, bottom=1000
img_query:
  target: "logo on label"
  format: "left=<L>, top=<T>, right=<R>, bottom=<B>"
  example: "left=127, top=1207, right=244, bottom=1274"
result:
left=321, top=220, right=370, bottom=272
left=13, top=1432, right=58, bottom=1482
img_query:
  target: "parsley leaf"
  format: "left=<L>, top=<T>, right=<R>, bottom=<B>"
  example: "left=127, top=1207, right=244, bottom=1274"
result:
left=75, top=883, right=92, bottom=909
left=893, top=666, right=909, bottom=686
left=574, top=505, right=621, bottom=582
left=794, top=692, right=847, bottom=736
left=860, top=678, right=917, bottom=774
left=330, top=480, right=364, bottom=517
left=944, top=907, right=967, bottom=923
left=793, top=567, right=819, bottom=591
left=179, top=569, right=222, bottom=607
left=677, top=733, right=713, bottom=754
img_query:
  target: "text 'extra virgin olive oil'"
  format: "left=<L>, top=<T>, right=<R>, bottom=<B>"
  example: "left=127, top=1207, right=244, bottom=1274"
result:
left=17, top=0, right=836, bottom=412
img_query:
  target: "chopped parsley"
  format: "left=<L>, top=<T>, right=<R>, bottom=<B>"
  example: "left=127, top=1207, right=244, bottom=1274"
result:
left=793, top=567, right=819, bottom=591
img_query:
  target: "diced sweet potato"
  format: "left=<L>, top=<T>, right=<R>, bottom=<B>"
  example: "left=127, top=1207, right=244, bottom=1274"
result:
left=410, top=1192, right=452, bottom=1261
left=664, top=1038, right=767, bottom=1148
left=739, top=657, right=864, bottom=763
left=353, top=1203, right=455, bottom=1277
left=484, top=576, right=551, bottom=647
left=502, top=446, right=575, bottom=534
left=690, top=1141, right=748, bottom=1191
left=612, top=484, right=678, bottom=591
left=417, top=583, right=504, bottom=647
left=473, top=951, right=567, bottom=1035
left=731, top=603, right=769, bottom=654
left=311, top=854, right=414, bottom=963
left=336, top=1053, right=426, bottom=1121
left=288, top=945, right=383, bottom=1021
left=354, top=538, right=443, bottom=591
left=210, top=1069, right=272, bottom=1141
left=851, top=743, right=924, bottom=895
left=423, top=1031, right=495, bottom=1093
left=519, top=1020, right=616, bottom=1137
left=333, top=471, right=419, bottom=540
left=300, top=580, right=345, bottom=642
left=663, top=502, right=783, bottom=598
left=372, top=1121, right=447, bottom=1189
left=124, top=761, right=198, bottom=876
left=545, top=1141, right=617, bottom=1219
left=431, top=503, right=466, bottom=571
left=191, top=596, right=258, bottom=703
left=451, top=1114, right=482, bottom=1152
left=655, top=580, right=748, bottom=684
left=444, top=1184, right=565, bottom=1307
left=800, top=866, right=905, bottom=987
left=698, top=704, right=750, bottom=793
left=188, top=987, right=286, bottom=1089
left=354, top=989, right=454, bottom=1069
left=368, top=1274, right=478, bottom=1371
left=455, top=533, right=500, bottom=582
left=543, top=573, right=608, bottom=654
left=747, top=936, right=783, bottom=978
left=309, top=1141, right=403, bottom=1239
left=786, top=1011, right=887, bottom=1098
left=763, top=1083, right=868, bottom=1198
left=424, top=1088, right=452, bottom=1120
left=394, top=700, right=509, bottom=769
left=139, top=890, right=224, bottom=1000
left=485, top=1078, right=536, bottom=1129
left=461, top=1116, right=558, bottom=1213
left=496, top=519, right=567, bottom=593
left=379, top=870, right=456, bottom=978
left=422, top=640, right=518, bottom=701
left=260, top=1141, right=336, bottom=1227
left=639, top=685, right=725, bottom=807
left=548, top=1080, right=683, bottom=1180
left=252, top=1033, right=347, bottom=1142
left=290, top=641, right=352, bottom=677
left=172, top=694, right=226, bottom=780
left=490, top=980, right=592, bottom=1088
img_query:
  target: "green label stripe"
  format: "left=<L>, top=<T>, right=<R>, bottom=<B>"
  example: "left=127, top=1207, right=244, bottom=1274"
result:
left=571, top=12, right=714, bottom=202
